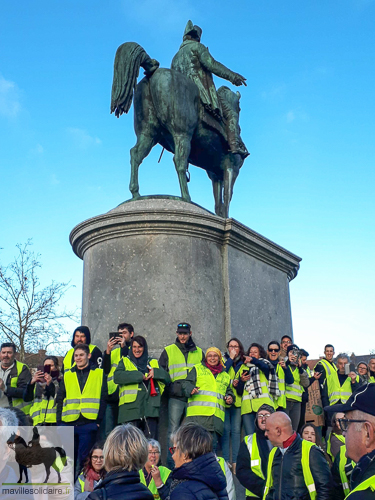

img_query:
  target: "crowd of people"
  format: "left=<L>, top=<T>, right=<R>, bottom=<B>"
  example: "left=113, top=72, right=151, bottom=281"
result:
left=0, top=324, right=375, bottom=499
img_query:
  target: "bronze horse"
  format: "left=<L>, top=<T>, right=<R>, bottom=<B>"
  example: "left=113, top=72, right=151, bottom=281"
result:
left=111, top=43, right=248, bottom=218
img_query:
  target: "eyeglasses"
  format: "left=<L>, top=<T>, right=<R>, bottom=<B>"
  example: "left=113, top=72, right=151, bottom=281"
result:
left=257, top=413, right=271, bottom=420
left=268, top=348, right=280, bottom=353
left=169, top=446, right=177, bottom=455
left=228, top=345, right=240, bottom=349
left=337, top=418, right=368, bottom=432
left=149, top=451, right=160, bottom=455
left=92, top=455, right=104, bottom=461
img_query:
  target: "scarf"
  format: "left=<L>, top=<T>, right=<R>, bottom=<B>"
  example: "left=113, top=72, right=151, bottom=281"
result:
left=244, top=358, right=281, bottom=399
left=204, top=360, right=223, bottom=376
left=129, top=343, right=149, bottom=374
left=84, top=468, right=101, bottom=491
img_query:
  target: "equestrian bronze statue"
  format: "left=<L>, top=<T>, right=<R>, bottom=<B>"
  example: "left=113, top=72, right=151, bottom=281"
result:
left=111, top=21, right=249, bottom=218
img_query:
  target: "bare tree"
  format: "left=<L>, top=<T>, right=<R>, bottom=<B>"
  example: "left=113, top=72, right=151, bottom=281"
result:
left=0, top=240, right=79, bottom=361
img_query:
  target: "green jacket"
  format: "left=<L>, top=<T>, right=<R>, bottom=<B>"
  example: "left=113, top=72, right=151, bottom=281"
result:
left=181, top=362, right=234, bottom=436
left=114, top=357, right=170, bottom=424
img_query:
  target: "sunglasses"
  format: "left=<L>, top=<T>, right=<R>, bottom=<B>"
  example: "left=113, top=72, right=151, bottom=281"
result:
left=169, top=446, right=177, bottom=455
left=268, top=348, right=280, bottom=353
left=177, top=323, right=190, bottom=329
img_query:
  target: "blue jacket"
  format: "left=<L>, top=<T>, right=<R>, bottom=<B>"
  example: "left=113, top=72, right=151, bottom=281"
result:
left=170, top=452, right=228, bottom=500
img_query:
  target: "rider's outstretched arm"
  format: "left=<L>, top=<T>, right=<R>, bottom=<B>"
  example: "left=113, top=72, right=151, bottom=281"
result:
left=198, top=46, right=246, bottom=86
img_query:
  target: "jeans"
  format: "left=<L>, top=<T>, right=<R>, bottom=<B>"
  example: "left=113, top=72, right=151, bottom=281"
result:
left=221, top=406, right=242, bottom=463
left=73, top=422, right=98, bottom=480
left=99, top=401, right=118, bottom=440
left=285, top=399, right=301, bottom=431
left=166, top=398, right=187, bottom=468
left=242, top=412, right=256, bottom=436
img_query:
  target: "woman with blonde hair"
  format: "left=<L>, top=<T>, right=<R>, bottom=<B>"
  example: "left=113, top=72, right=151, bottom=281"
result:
left=87, top=424, right=153, bottom=500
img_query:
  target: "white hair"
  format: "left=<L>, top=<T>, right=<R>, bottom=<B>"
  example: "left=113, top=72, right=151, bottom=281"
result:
left=0, top=408, right=19, bottom=444
left=350, top=409, right=375, bottom=432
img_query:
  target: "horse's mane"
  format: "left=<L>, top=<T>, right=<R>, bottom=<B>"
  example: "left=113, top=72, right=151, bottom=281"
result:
left=111, top=42, right=148, bottom=117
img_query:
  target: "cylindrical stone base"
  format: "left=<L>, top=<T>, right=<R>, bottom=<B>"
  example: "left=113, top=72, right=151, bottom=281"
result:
left=70, top=198, right=301, bottom=356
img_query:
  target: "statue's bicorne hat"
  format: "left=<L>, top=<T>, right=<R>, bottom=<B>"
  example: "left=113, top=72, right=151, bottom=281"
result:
left=184, top=20, right=202, bottom=40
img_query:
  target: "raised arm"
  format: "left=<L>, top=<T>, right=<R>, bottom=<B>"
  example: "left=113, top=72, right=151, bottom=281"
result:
left=198, top=45, right=246, bottom=87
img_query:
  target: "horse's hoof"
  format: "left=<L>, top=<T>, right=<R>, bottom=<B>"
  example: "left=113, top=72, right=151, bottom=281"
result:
left=131, top=192, right=141, bottom=200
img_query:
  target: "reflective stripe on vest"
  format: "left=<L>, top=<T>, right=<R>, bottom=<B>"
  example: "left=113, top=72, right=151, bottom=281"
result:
left=286, top=367, right=304, bottom=402
left=78, top=474, right=85, bottom=493
left=346, top=475, right=375, bottom=498
left=186, top=363, right=230, bottom=422
left=10, top=361, right=32, bottom=415
left=338, top=445, right=356, bottom=496
left=339, top=376, right=356, bottom=404
left=165, top=344, right=203, bottom=382
left=317, top=359, right=340, bottom=405
left=139, top=466, right=171, bottom=499
left=245, top=433, right=265, bottom=497
left=63, top=344, right=97, bottom=372
left=240, top=365, right=275, bottom=415
left=119, top=358, right=164, bottom=406
left=275, top=364, right=286, bottom=409
left=327, top=432, right=345, bottom=461
left=108, top=347, right=121, bottom=395
left=30, top=386, right=58, bottom=425
left=62, top=368, right=103, bottom=422
left=263, top=440, right=317, bottom=500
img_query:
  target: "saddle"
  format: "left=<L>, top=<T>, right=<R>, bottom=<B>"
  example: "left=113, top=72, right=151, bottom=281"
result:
left=199, top=102, right=228, bottom=148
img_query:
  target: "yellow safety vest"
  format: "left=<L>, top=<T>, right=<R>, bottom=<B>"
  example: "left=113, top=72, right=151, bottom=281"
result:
left=315, top=359, right=340, bottom=406
left=139, top=466, right=171, bottom=499
left=165, top=344, right=203, bottom=382
left=327, top=432, right=345, bottom=461
left=10, top=360, right=32, bottom=415
left=369, top=376, right=375, bottom=384
left=286, top=366, right=304, bottom=403
left=338, top=376, right=357, bottom=404
left=244, top=433, right=265, bottom=498
left=30, top=381, right=59, bottom=425
left=107, top=347, right=122, bottom=395
left=226, top=364, right=242, bottom=408
left=217, top=456, right=226, bottom=474
left=275, top=363, right=286, bottom=409
left=263, top=440, right=317, bottom=500
left=238, top=365, right=276, bottom=415
left=346, top=475, right=375, bottom=498
left=78, top=473, right=85, bottom=492
left=186, top=363, right=230, bottom=422
left=63, top=344, right=97, bottom=372
left=338, top=445, right=356, bottom=496
left=62, top=368, right=103, bottom=422
left=119, top=358, right=165, bottom=406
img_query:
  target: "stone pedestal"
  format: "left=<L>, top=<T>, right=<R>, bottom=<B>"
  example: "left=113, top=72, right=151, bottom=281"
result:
left=70, top=198, right=301, bottom=355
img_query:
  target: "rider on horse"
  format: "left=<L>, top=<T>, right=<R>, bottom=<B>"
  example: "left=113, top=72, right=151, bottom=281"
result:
left=171, top=21, right=249, bottom=159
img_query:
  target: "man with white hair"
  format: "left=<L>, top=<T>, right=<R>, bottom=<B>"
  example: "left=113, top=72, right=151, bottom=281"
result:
left=325, top=384, right=375, bottom=498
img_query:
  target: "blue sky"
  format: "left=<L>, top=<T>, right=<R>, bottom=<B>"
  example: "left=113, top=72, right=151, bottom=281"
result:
left=1, top=1, right=374, bottom=358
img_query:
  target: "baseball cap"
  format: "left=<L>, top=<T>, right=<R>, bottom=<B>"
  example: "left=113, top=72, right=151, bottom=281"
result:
left=177, top=322, right=191, bottom=333
left=324, top=383, right=375, bottom=417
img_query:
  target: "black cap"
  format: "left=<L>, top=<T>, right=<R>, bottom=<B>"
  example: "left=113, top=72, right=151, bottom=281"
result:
left=324, top=383, right=375, bottom=417
left=176, top=322, right=191, bottom=333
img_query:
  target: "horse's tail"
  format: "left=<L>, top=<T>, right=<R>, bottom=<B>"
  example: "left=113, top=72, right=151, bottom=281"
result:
left=54, top=447, right=67, bottom=468
left=111, top=42, right=157, bottom=118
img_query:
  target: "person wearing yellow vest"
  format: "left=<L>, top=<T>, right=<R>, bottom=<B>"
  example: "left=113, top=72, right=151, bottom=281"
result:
left=181, top=347, right=234, bottom=448
left=332, top=444, right=355, bottom=499
left=24, top=356, right=61, bottom=425
left=236, top=343, right=277, bottom=436
left=285, top=344, right=310, bottom=431
left=74, top=442, right=105, bottom=500
left=221, top=337, right=248, bottom=473
left=266, top=341, right=295, bottom=411
left=139, top=439, right=171, bottom=500
left=369, top=358, right=375, bottom=384
left=314, top=344, right=338, bottom=409
left=263, top=412, right=332, bottom=500
left=237, top=404, right=275, bottom=499
left=335, top=354, right=360, bottom=403
left=56, top=343, right=107, bottom=480
left=326, top=412, right=346, bottom=461
left=114, top=335, right=170, bottom=439
left=323, top=383, right=375, bottom=500
left=62, top=326, right=102, bottom=373
left=357, top=362, right=370, bottom=384
left=102, top=322, right=134, bottom=439
left=158, top=322, right=204, bottom=468
left=0, top=342, right=31, bottom=413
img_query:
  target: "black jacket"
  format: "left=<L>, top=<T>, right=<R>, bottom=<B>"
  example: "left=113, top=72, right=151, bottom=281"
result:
left=87, top=470, right=153, bottom=500
left=348, top=449, right=375, bottom=499
left=237, top=426, right=271, bottom=498
left=56, top=365, right=107, bottom=425
left=169, top=452, right=228, bottom=500
left=3, top=361, right=31, bottom=406
left=159, top=338, right=204, bottom=401
left=265, top=434, right=333, bottom=500
left=62, top=327, right=102, bottom=372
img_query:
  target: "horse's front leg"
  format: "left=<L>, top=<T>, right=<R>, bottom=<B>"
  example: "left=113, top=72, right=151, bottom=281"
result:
left=130, top=133, right=155, bottom=199
left=173, top=135, right=192, bottom=202
left=223, top=156, right=240, bottom=219
left=44, top=466, right=51, bottom=484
